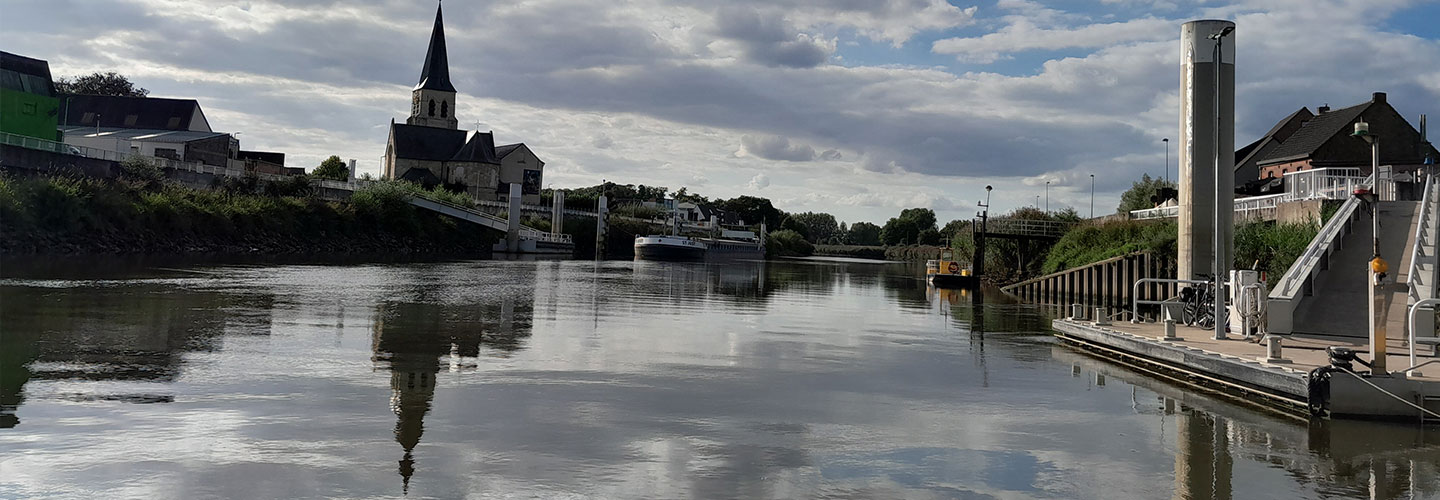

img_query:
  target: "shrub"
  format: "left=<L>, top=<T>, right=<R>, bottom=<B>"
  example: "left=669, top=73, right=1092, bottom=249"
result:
left=1043, top=220, right=1177, bottom=274
left=766, top=229, right=813, bottom=257
left=1234, top=221, right=1318, bottom=287
left=812, top=244, right=886, bottom=260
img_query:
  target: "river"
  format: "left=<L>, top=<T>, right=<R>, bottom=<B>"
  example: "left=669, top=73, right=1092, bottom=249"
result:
left=1, top=257, right=1437, bottom=499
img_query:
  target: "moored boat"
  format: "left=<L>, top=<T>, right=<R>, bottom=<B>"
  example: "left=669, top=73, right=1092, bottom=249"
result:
left=635, top=235, right=707, bottom=261
left=926, top=249, right=979, bottom=288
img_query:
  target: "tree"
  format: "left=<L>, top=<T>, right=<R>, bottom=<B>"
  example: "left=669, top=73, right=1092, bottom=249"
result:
left=54, top=72, right=149, bottom=97
left=779, top=215, right=811, bottom=241
left=1117, top=174, right=1177, bottom=214
left=847, top=222, right=882, bottom=245
left=880, top=207, right=938, bottom=246
left=939, top=219, right=971, bottom=241
left=716, top=195, right=782, bottom=229
left=917, top=228, right=943, bottom=245
left=670, top=187, right=710, bottom=205
left=311, top=155, right=349, bottom=181
left=790, top=211, right=839, bottom=243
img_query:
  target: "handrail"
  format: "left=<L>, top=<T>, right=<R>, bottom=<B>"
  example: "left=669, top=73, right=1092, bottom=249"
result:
left=1001, top=252, right=1140, bottom=292
left=1130, top=278, right=1211, bottom=323
left=1271, top=174, right=1374, bottom=299
left=1407, top=172, right=1437, bottom=306
left=413, top=193, right=573, bottom=244
left=1408, top=298, right=1440, bottom=372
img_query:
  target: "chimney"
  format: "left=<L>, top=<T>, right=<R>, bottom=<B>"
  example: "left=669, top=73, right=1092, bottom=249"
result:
left=1372, top=92, right=1386, bottom=104
left=1317, top=104, right=1330, bottom=114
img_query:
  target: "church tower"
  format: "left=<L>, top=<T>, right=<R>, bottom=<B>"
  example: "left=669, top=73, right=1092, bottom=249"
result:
left=407, top=3, right=459, bottom=129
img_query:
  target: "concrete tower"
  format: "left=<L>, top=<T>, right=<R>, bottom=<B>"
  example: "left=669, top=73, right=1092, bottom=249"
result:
left=407, top=3, right=459, bottom=130
left=1178, top=20, right=1236, bottom=280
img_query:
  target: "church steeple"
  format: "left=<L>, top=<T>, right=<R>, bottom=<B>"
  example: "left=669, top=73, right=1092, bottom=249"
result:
left=407, top=2, right=459, bottom=129
left=415, top=3, right=455, bottom=93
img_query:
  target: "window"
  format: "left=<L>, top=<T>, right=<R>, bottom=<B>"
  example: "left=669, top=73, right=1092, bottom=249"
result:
left=81, top=112, right=95, bottom=124
left=155, top=148, right=179, bottom=160
left=428, top=99, right=436, bottom=117
left=124, top=114, right=139, bottom=127
left=22, top=102, right=36, bottom=115
left=167, top=117, right=182, bottom=129
left=441, top=100, right=448, bottom=118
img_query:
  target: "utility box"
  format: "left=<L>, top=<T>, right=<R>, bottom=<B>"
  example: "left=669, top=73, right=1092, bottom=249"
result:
left=1229, top=270, right=1261, bottom=334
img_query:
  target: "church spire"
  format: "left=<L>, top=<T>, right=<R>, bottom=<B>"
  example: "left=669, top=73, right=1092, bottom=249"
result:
left=415, top=2, right=455, bottom=92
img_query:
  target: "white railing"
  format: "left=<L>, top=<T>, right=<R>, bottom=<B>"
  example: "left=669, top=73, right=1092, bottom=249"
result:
left=413, top=194, right=572, bottom=244
left=981, top=218, right=1074, bottom=238
left=1282, top=167, right=1368, bottom=201
left=1408, top=298, right=1440, bottom=373
left=1406, top=172, right=1438, bottom=309
left=1130, top=278, right=1213, bottom=323
left=1130, top=205, right=1179, bottom=220
left=474, top=198, right=598, bottom=217
left=1234, top=193, right=1286, bottom=220
left=1267, top=174, right=1374, bottom=333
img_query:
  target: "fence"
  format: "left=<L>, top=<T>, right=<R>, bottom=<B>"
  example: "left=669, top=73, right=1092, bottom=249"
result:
left=980, top=218, right=1075, bottom=238
left=1001, top=251, right=1176, bottom=315
left=1128, top=167, right=1370, bottom=220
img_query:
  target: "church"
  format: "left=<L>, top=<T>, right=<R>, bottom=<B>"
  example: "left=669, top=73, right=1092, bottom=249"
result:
left=383, top=3, right=547, bottom=204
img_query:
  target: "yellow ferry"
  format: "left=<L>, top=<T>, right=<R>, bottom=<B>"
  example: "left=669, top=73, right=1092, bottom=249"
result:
left=926, top=248, right=979, bottom=288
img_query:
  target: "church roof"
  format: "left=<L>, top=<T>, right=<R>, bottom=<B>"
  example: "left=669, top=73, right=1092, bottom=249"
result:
left=389, top=123, right=498, bottom=164
left=415, top=4, right=456, bottom=93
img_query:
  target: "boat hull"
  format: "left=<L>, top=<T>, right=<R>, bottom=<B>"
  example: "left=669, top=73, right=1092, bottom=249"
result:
left=635, top=236, right=707, bottom=261
left=928, top=273, right=980, bottom=289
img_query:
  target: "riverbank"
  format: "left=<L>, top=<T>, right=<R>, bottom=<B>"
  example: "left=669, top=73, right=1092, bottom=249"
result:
left=0, top=173, right=493, bottom=256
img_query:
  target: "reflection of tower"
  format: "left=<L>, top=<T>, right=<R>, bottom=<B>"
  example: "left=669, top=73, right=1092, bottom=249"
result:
left=1174, top=410, right=1233, bottom=500
left=390, top=357, right=438, bottom=495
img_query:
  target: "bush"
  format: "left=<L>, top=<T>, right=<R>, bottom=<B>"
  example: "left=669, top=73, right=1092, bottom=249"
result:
left=1234, top=221, right=1318, bottom=287
left=1043, top=220, right=1177, bottom=274
left=766, top=229, right=813, bottom=257
left=812, top=244, right=886, bottom=260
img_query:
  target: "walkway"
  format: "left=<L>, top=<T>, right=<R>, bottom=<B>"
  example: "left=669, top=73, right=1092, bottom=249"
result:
left=1292, top=201, right=1419, bottom=338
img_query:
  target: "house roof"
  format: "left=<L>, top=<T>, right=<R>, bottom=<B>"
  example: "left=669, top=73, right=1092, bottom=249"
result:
left=389, top=124, right=498, bottom=164
left=0, top=50, right=56, bottom=97
left=1257, top=101, right=1369, bottom=165
left=60, top=94, right=210, bottom=132
left=415, top=4, right=455, bottom=93
left=1237, top=107, right=1313, bottom=171
left=60, top=126, right=227, bottom=143
left=238, top=150, right=286, bottom=165
left=495, top=143, right=522, bottom=158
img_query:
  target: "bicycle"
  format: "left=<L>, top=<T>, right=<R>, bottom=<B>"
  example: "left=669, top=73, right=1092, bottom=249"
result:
left=1180, top=275, right=1227, bottom=329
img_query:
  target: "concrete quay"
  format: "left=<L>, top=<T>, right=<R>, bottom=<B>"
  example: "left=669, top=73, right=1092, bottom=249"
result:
left=1051, top=317, right=1440, bottom=422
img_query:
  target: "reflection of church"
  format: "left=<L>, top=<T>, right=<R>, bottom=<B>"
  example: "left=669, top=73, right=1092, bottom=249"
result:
left=371, top=296, right=534, bottom=494
left=383, top=3, right=549, bottom=204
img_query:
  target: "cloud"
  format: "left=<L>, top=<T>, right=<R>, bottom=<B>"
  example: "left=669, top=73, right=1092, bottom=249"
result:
left=747, top=173, right=772, bottom=190
left=932, top=17, right=1172, bottom=63
left=738, top=134, right=817, bottom=162
left=713, top=7, right=835, bottom=68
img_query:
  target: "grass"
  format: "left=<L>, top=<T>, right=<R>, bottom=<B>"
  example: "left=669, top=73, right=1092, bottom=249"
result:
left=1234, top=220, right=1319, bottom=287
left=1043, top=220, right=1178, bottom=274
left=0, top=173, right=492, bottom=254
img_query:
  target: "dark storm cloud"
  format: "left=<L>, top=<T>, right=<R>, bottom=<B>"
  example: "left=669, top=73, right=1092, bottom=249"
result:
left=741, top=134, right=817, bottom=162
left=713, top=6, right=833, bottom=68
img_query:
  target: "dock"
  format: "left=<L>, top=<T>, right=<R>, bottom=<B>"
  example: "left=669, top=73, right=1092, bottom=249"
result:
left=1051, top=317, right=1440, bottom=422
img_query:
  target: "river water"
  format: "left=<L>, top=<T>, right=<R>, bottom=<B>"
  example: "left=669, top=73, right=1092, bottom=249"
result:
left=1, top=257, right=1437, bottom=499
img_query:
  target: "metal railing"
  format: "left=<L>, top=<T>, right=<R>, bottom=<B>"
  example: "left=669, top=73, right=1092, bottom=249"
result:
left=1130, top=278, right=1212, bottom=323
left=1272, top=174, right=1373, bottom=299
left=1130, top=205, right=1179, bottom=220
left=1283, top=167, right=1368, bottom=201
left=980, top=218, right=1075, bottom=238
left=1234, top=193, right=1286, bottom=220
left=1408, top=298, right=1440, bottom=372
left=413, top=193, right=572, bottom=244
left=1407, top=172, right=1438, bottom=307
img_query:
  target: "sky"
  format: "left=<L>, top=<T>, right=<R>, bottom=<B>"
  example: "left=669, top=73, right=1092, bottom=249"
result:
left=5, top=0, right=1438, bottom=225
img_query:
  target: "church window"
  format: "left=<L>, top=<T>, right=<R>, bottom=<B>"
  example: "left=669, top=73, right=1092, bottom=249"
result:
left=441, top=101, right=448, bottom=118
left=429, top=99, right=436, bottom=117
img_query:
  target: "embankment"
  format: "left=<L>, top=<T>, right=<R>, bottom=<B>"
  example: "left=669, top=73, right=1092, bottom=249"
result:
left=0, top=173, right=495, bottom=256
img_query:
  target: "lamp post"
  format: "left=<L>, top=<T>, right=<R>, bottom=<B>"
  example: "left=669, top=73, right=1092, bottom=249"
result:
left=1045, top=180, right=1050, bottom=213
left=1089, top=174, right=1095, bottom=219
left=1209, top=25, right=1234, bottom=341
left=1353, top=120, right=1387, bottom=373
left=1162, top=138, right=1170, bottom=184
left=976, top=185, right=992, bottom=279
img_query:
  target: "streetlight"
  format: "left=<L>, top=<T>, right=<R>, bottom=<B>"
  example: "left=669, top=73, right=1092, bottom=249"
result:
left=1162, top=138, right=1170, bottom=184
left=1045, top=180, right=1050, bottom=213
left=1353, top=120, right=1387, bottom=373
left=1209, top=25, right=1234, bottom=341
left=1035, top=195, right=1040, bottom=208
left=1089, top=174, right=1095, bottom=219
left=976, top=185, right=992, bottom=279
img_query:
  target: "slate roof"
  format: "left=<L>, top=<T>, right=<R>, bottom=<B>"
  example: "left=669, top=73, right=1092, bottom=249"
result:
left=0, top=50, right=56, bottom=96
left=1236, top=107, right=1312, bottom=170
left=415, top=4, right=455, bottom=93
left=1256, top=101, right=1370, bottom=165
left=61, top=94, right=209, bottom=132
left=494, top=143, right=521, bottom=158
left=59, top=126, right=226, bottom=143
left=389, top=124, right=498, bottom=164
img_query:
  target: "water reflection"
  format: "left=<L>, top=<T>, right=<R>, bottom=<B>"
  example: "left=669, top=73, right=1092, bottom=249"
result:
left=2, top=258, right=1439, bottom=498
left=371, top=287, right=535, bottom=493
left=0, top=277, right=273, bottom=428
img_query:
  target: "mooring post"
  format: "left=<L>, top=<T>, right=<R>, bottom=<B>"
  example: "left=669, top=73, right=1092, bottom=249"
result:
left=552, top=189, right=565, bottom=236
left=1260, top=335, right=1290, bottom=364
left=1163, top=318, right=1179, bottom=340
left=1071, top=303, right=1085, bottom=321
left=506, top=183, right=522, bottom=253
left=595, top=194, right=608, bottom=259
left=1093, top=307, right=1110, bottom=326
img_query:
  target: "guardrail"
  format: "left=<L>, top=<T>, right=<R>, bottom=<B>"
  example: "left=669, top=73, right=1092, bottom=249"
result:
left=1267, top=174, right=1373, bottom=333
left=1234, top=193, right=1285, bottom=220
left=1407, top=172, right=1438, bottom=308
left=414, top=194, right=572, bottom=244
left=1408, top=298, right=1440, bottom=373
left=1130, top=278, right=1212, bottom=323
left=980, top=218, right=1074, bottom=238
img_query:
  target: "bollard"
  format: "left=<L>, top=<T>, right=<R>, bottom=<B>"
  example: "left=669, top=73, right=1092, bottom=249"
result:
left=1259, top=335, right=1291, bottom=364
left=1163, top=319, right=1179, bottom=341
left=1093, top=307, right=1110, bottom=326
left=1071, top=304, right=1085, bottom=321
